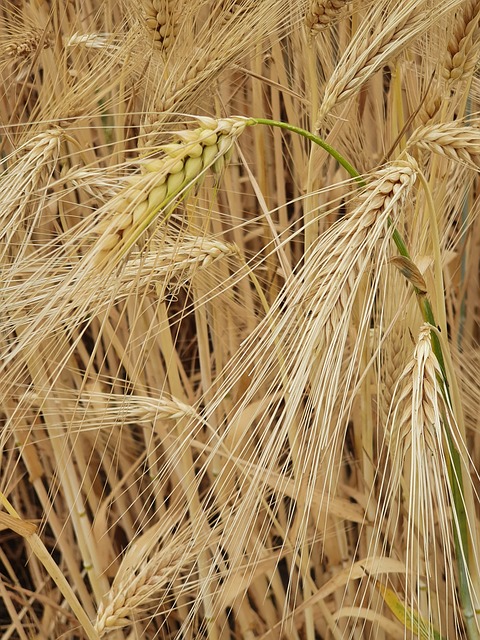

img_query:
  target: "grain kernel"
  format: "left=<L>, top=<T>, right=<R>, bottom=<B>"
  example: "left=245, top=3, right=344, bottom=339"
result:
left=148, top=184, right=168, bottom=210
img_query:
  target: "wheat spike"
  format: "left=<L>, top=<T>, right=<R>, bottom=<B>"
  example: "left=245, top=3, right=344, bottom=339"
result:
left=78, top=390, right=203, bottom=425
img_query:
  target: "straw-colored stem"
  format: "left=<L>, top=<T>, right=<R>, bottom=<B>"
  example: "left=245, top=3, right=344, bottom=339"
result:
left=0, top=495, right=98, bottom=640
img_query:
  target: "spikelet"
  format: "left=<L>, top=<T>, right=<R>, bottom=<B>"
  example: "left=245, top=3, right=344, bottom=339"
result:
left=92, top=116, right=251, bottom=266
left=418, top=91, right=443, bottom=125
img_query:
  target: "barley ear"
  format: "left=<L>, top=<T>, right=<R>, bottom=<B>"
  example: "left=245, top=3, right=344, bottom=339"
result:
left=306, top=0, right=349, bottom=33
left=141, top=0, right=183, bottom=52
left=92, top=116, right=252, bottom=266
left=407, top=122, right=480, bottom=170
left=443, top=1, right=480, bottom=85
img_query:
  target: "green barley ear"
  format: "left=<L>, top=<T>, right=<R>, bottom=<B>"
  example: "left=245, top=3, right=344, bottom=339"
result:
left=92, top=116, right=253, bottom=266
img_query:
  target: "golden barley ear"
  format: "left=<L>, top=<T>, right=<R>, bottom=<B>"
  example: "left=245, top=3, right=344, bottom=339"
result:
left=443, top=0, right=480, bottom=85
left=305, top=0, right=350, bottom=33
left=380, top=324, right=459, bottom=635
left=140, top=0, right=184, bottom=52
left=408, top=121, right=480, bottom=170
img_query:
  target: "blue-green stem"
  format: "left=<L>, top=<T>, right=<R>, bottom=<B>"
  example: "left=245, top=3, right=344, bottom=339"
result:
left=252, top=118, right=363, bottom=187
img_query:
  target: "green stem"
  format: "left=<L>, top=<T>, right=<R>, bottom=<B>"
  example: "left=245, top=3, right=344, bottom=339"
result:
left=251, top=118, right=364, bottom=186
left=445, top=424, right=476, bottom=638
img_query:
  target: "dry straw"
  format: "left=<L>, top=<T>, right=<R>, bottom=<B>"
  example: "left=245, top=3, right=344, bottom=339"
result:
left=1, top=1, right=480, bottom=639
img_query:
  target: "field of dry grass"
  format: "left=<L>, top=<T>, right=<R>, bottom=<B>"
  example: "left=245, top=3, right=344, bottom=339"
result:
left=0, top=0, right=479, bottom=638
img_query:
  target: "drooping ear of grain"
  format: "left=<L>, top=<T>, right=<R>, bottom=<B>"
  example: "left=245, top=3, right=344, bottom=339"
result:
left=383, top=325, right=457, bottom=635
left=174, top=159, right=419, bottom=610
left=408, top=121, right=480, bottom=169
left=93, top=116, right=251, bottom=265
left=314, top=0, right=467, bottom=126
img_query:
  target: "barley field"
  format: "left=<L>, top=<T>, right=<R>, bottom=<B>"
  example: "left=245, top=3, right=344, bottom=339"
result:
left=0, top=1, right=479, bottom=638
